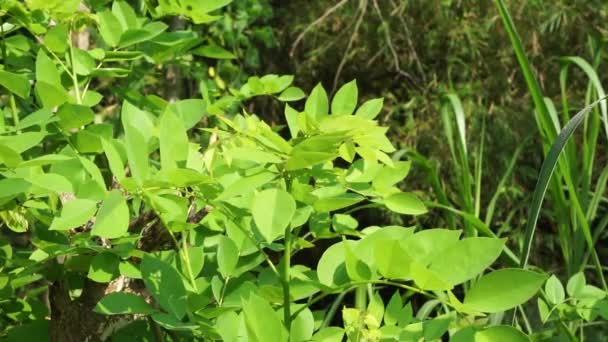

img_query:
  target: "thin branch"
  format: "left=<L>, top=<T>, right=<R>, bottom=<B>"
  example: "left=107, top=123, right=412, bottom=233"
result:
left=289, top=0, right=350, bottom=57
left=331, top=0, right=367, bottom=94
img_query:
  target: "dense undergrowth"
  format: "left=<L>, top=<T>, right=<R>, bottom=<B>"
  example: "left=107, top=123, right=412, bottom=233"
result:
left=0, top=0, right=606, bottom=341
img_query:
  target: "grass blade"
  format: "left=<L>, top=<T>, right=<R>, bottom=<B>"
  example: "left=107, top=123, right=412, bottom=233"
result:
left=520, top=97, right=608, bottom=291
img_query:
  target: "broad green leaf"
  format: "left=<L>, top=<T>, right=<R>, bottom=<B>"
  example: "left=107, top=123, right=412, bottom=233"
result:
left=56, top=104, right=94, bottom=130
left=91, top=190, right=129, bottom=239
left=242, top=294, right=286, bottom=342
left=123, top=120, right=149, bottom=184
left=402, top=229, right=461, bottom=265
left=284, top=104, right=300, bottom=138
left=0, top=132, right=46, bottom=153
left=50, top=199, right=97, bottom=231
left=374, top=238, right=413, bottom=279
left=423, top=314, right=454, bottom=341
left=252, top=188, right=296, bottom=243
left=102, top=139, right=126, bottom=182
left=141, top=254, right=188, bottom=319
left=312, top=327, right=344, bottom=342
left=18, top=154, right=72, bottom=168
left=36, top=50, right=61, bottom=87
left=331, top=80, right=358, bottom=115
left=97, top=10, right=123, bottom=47
left=338, top=141, right=356, bottom=163
left=305, top=83, right=328, bottom=120
left=384, top=192, right=427, bottom=215
left=279, top=87, right=306, bottom=102
left=119, top=22, right=168, bottom=48
left=168, top=99, right=207, bottom=129
left=160, top=108, right=189, bottom=170
left=0, top=144, right=22, bottom=167
left=474, top=326, right=530, bottom=342
left=429, top=237, right=505, bottom=286
left=192, top=43, right=235, bottom=59
left=94, top=292, right=155, bottom=315
left=290, top=307, right=314, bottom=342
left=27, top=173, right=74, bottom=194
left=151, top=312, right=198, bottom=331
left=112, top=1, right=138, bottom=31
left=44, top=24, right=68, bottom=53
left=317, top=241, right=349, bottom=287
left=228, top=147, right=282, bottom=164
left=285, top=151, right=336, bottom=171
left=217, top=236, right=239, bottom=278
left=464, top=269, right=546, bottom=313
left=71, top=48, right=96, bottom=76
left=566, top=272, right=585, bottom=297
left=355, top=98, right=384, bottom=119
left=313, top=193, right=364, bottom=212
left=344, top=240, right=370, bottom=281
left=545, top=275, right=565, bottom=304
left=0, top=178, right=31, bottom=198
left=35, top=82, right=69, bottom=108
left=0, top=70, right=30, bottom=99
left=88, top=252, right=119, bottom=283
left=372, top=161, right=411, bottom=191
left=384, top=291, right=402, bottom=326
left=217, top=171, right=276, bottom=201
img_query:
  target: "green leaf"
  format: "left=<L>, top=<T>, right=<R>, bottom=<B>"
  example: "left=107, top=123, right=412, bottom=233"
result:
left=403, top=229, right=461, bottom=266
left=151, top=312, right=198, bottom=331
left=545, top=275, right=565, bottom=305
left=317, top=241, right=349, bottom=287
left=374, top=238, right=413, bottom=279
left=91, top=190, right=129, bottom=239
left=56, top=104, right=95, bottom=130
left=314, top=193, right=364, bottom=212
left=355, top=98, right=384, bottom=119
left=242, top=294, right=286, bottom=342
left=217, top=236, right=239, bottom=278
left=279, top=87, right=306, bottom=102
left=0, top=178, right=31, bottom=198
left=304, top=83, right=328, bottom=120
left=168, top=99, right=207, bottom=129
left=94, top=292, right=155, bottom=315
left=102, top=139, right=126, bottom=182
left=290, top=307, right=314, bottom=342
left=331, top=80, right=358, bottom=115
left=88, top=252, right=119, bottom=283
left=0, top=70, right=30, bottom=99
left=312, top=327, right=344, bottom=342
left=384, top=192, right=427, bottom=215
left=141, top=254, right=188, bottom=319
left=160, top=107, right=189, bottom=170
left=252, top=188, right=296, bottom=243
left=97, top=10, right=123, bottom=47
left=50, top=199, right=97, bottom=231
left=566, top=272, right=585, bottom=297
left=0, top=132, right=46, bottom=153
left=464, top=269, right=546, bottom=313
left=19, top=154, right=72, bottom=168
left=36, top=50, right=61, bottom=86
left=429, top=237, right=505, bottom=286
left=217, top=171, right=276, bottom=201
left=384, top=291, right=402, bottom=326
left=192, top=43, right=236, bottom=59
left=27, top=173, right=74, bottom=194
left=474, top=326, right=530, bottom=342
left=71, top=49, right=96, bottom=76
left=372, top=161, right=411, bottom=191
left=122, top=104, right=149, bottom=184
left=0, top=144, right=22, bottom=168
left=112, top=1, right=138, bottom=31
left=119, top=22, right=168, bottom=48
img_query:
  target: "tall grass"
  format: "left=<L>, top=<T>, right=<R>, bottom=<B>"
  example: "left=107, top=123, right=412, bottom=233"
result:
left=494, top=0, right=607, bottom=289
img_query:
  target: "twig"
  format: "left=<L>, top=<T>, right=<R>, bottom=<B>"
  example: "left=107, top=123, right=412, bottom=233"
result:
left=289, top=0, right=350, bottom=57
left=331, top=0, right=367, bottom=94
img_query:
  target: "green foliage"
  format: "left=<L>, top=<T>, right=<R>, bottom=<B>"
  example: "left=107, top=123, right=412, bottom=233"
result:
left=0, top=0, right=605, bottom=341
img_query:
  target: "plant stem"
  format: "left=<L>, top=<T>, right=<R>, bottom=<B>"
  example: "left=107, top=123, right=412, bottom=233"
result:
left=69, top=24, right=81, bottom=104
left=281, top=225, right=292, bottom=329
